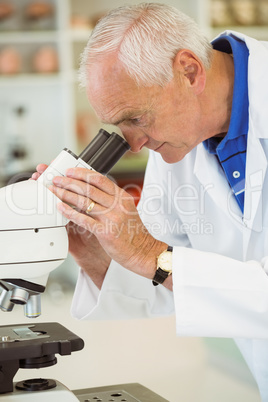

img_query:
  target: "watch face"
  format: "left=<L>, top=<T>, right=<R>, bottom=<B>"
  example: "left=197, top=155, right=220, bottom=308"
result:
left=158, top=250, right=172, bottom=273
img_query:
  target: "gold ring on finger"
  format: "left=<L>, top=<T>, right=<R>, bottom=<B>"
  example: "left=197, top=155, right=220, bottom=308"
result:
left=86, top=201, right=95, bottom=214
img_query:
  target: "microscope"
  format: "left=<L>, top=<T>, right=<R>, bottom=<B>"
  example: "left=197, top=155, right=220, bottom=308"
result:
left=0, top=130, right=168, bottom=402
left=0, top=129, right=129, bottom=319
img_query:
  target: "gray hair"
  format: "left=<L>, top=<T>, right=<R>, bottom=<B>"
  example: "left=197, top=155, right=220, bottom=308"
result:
left=79, top=3, right=213, bottom=88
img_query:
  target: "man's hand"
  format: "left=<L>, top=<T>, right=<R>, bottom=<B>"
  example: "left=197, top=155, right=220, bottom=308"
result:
left=66, top=221, right=111, bottom=289
left=49, top=168, right=170, bottom=287
left=31, top=164, right=111, bottom=289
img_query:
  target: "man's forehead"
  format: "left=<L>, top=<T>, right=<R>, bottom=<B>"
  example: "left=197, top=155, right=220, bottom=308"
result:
left=86, top=58, right=154, bottom=124
left=87, top=58, right=136, bottom=102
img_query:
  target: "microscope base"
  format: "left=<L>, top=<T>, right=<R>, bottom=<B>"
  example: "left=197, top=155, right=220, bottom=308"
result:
left=0, top=380, right=79, bottom=401
left=1, top=381, right=168, bottom=402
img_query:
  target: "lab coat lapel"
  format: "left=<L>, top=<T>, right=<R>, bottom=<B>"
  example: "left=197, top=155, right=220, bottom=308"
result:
left=242, top=133, right=267, bottom=256
left=194, top=139, right=267, bottom=260
left=242, top=34, right=268, bottom=254
left=194, top=144, right=242, bottom=229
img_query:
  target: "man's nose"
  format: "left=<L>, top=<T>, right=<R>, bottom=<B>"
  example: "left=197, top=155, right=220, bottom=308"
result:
left=122, top=131, right=148, bottom=153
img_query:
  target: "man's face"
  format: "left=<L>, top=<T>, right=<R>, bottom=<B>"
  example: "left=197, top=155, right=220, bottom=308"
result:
left=86, top=54, right=206, bottom=164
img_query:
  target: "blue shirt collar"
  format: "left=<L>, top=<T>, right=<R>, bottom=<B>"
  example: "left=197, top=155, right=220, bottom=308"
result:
left=203, top=35, right=249, bottom=154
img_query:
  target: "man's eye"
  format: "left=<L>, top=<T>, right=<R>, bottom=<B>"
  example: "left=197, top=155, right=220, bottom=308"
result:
left=130, top=117, right=143, bottom=125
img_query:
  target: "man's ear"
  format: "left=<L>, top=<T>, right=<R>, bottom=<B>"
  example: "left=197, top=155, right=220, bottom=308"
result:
left=173, top=50, right=206, bottom=95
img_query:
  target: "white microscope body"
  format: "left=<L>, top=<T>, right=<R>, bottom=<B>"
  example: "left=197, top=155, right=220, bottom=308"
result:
left=0, top=129, right=129, bottom=318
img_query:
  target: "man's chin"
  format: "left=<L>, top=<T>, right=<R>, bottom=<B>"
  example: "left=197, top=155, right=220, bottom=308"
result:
left=159, top=152, right=183, bottom=164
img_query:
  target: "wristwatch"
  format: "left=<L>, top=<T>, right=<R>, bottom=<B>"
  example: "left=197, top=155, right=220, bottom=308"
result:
left=152, top=246, right=173, bottom=286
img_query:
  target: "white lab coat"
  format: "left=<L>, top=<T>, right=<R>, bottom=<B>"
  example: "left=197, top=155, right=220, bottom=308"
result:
left=71, top=32, right=268, bottom=400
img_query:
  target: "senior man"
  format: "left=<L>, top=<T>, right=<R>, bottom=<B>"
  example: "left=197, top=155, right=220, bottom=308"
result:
left=34, top=3, right=268, bottom=400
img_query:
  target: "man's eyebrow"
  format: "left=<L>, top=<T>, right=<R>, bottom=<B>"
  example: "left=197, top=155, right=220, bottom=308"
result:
left=102, top=110, right=144, bottom=126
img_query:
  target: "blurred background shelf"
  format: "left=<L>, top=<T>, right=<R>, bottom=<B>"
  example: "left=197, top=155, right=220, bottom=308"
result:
left=0, top=30, right=59, bottom=42
left=211, top=25, right=268, bottom=40
left=67, top=29, right=92, bottom=42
